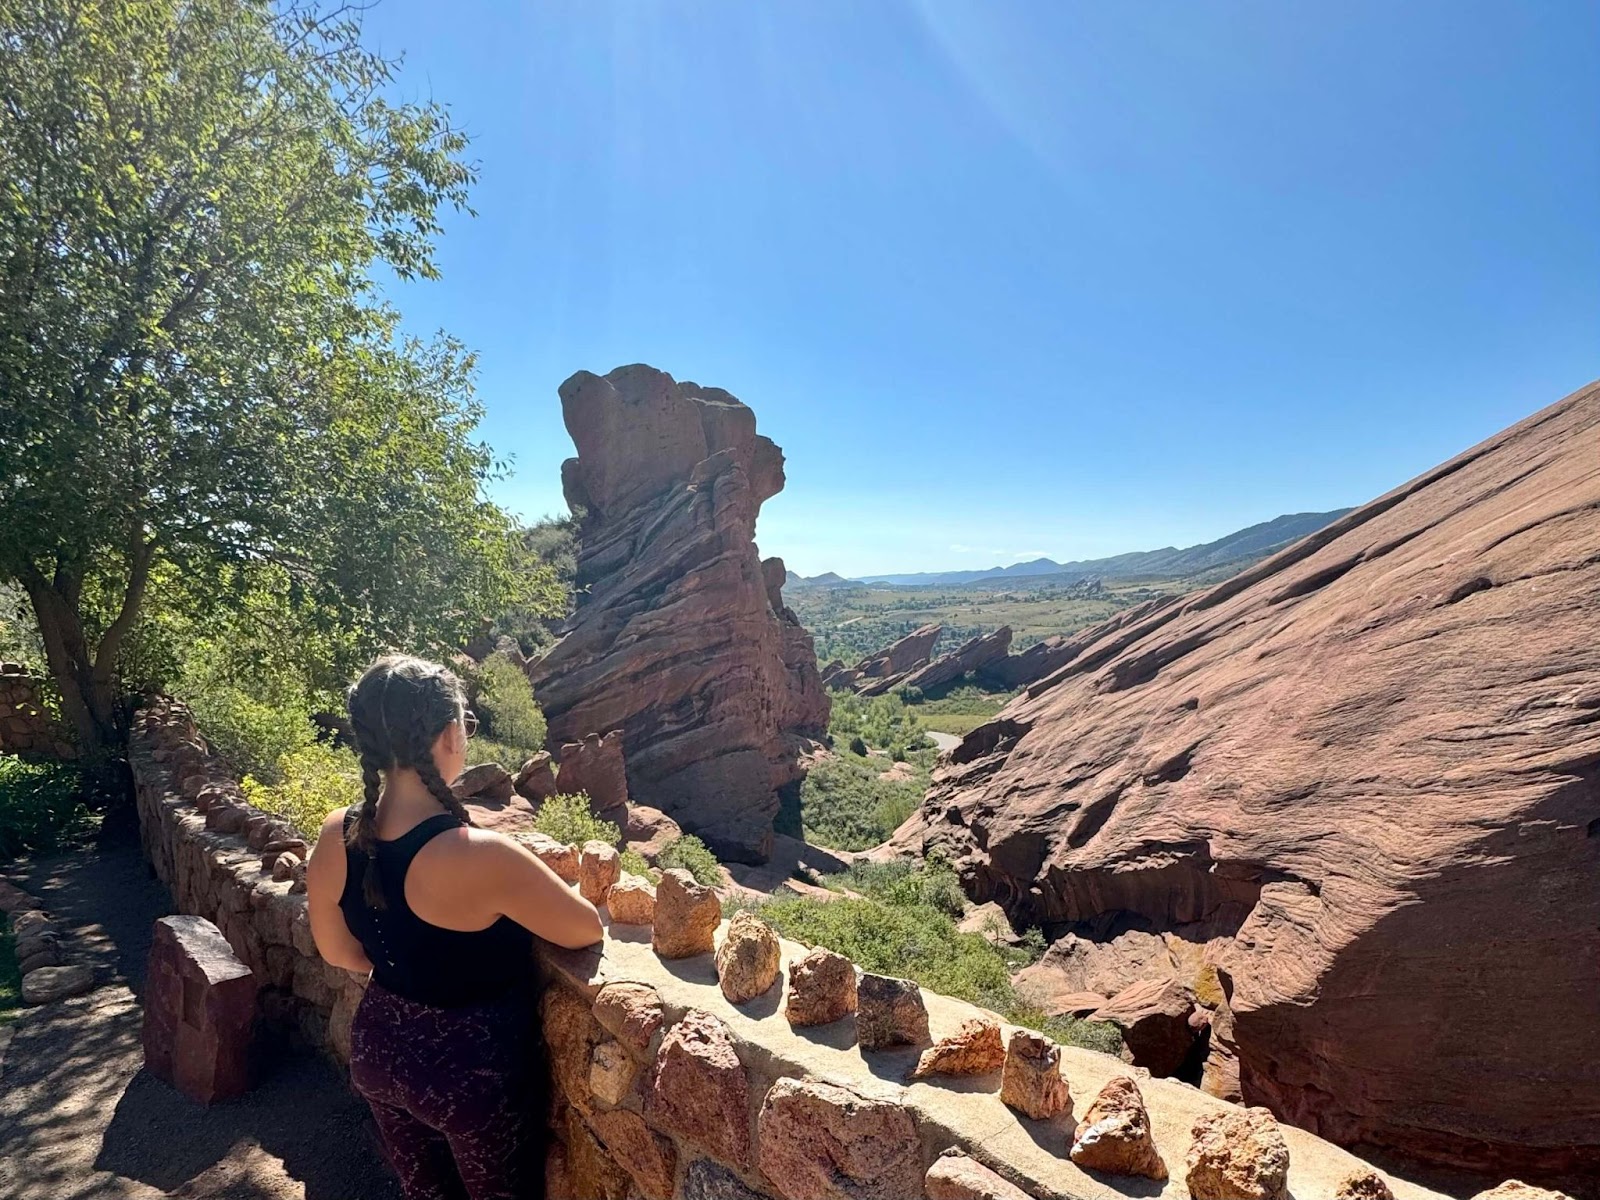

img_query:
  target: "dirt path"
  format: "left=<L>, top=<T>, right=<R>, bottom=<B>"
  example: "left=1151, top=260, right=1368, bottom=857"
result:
left=0, top=823, right=400, bottom=1200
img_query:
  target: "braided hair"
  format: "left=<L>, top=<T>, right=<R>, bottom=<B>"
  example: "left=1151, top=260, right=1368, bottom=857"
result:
left=345, top=655, right=476, bottom=909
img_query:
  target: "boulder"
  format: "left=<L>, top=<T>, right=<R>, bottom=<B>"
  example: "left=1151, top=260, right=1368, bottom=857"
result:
left=911, top=1016, right=1005, bottom=1079
left=1069, top=1075, right=1168, bottom=1180
left=579, top=840, right=621, bottom=906
left=462, top=791, right=540, bottom=836
left=652, top=868, right=721, bottom=959
left=855, top=973, right=929, bottom=1050
left=513, top=752, right=558, bottom=803
left=624, top=804, right=683, bottom=863
left=682, top=1159, right=776, bottom=1200
left=20, top=963, right=94, bottom=1004
left=556, top=731, right=630, bottom=816
left=606, top=874, right=656, bottom=926
left=924, top=1149, right=1033, bottom=1200
left=755, top=1077, right=922, bottom=1200
left=1184, top=1108, right=1290, bottom=1200
left=784, top=946, right=857, bottom=1027
left=451, top=762, right=515, bottom=803
left=526, top=365, right=829, bottom=863
left=1088, top=976, right=1200, bottom=1077
left=999, top=1030, right=1069, bottom=1120
left=141, top=915, right=257, bottom=1103
left=714, top=911, right=781, bottom=1004
left=646, top=1009, right=752, bottom=1168
left=917, top=382, right=1600, bottom=1174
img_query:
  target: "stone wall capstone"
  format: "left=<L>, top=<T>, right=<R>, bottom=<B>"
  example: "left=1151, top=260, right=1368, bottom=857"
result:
left=128, top=701, right=1481, bottom=1200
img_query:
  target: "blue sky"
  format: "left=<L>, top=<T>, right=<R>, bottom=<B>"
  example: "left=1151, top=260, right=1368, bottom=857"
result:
left=361, top=1, right=1599, bottom=577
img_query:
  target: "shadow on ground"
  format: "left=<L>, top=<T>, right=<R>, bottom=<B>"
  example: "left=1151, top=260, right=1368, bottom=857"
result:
left=0, top=828, right=400, bottom=1200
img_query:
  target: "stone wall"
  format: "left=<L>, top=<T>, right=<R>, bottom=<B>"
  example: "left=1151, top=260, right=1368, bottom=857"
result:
left=0, top=663, right=73, bottom=758
left=129, top=701, right=1461, bottom=1200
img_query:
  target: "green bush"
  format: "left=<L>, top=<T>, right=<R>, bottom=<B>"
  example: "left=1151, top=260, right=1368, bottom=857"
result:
left=827, top=690, right=928, bottom=759
left=531, top=793, right=619, bottom=847
left=188, top=685, right=317, bottom=783
left=798, top=750, right=928, bottom=851
left=738, top=859, right=1120, bottom=1056
left=0, top=756, right=94, bottom=859
left=473, top=653, right=546, bottom=755
left=657, top=834, right=721, bottom=886
left=619, top=848, right=658, bottom=882
left=241, top=743, right=362, bottom=837
left=465, top=736, right=532, bottom=770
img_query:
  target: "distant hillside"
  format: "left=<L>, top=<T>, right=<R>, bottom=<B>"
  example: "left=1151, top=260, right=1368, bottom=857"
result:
left=785, top=569, right=855, bottom=589
left=815, top=510, right=1351, bottom=589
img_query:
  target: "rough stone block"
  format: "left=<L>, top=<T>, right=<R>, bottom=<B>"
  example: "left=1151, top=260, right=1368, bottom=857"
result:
left=925, top=1149, right=1033, bottom=1200
left=856, top=972, right=929, bottom=1049
left=646, top=1009, right=751, bottom=1168
left=142, top=913, right=258, bottom=1104
left=755, top=1077, right=922, bottom=1200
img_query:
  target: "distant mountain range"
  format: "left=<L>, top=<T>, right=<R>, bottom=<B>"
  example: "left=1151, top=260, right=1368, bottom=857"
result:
left=786, top=509, right=1353, bottom=590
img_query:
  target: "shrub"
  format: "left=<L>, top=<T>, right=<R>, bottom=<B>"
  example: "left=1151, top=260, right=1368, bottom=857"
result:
left=798, top=751, right=929, bottom=851
left=465, top=736, right=531, bottom=770
left=657, top=834, right=721, bottom=886
left=241, top=743, right=363, bottom=837
left=0, top=756, right=94, bottom=859
left=473, top=653, right=546, bottom=755
left=531, top=793, right=619, bottom=847
left=743, top=858, right=1122, bottom=1056
left=619, top=848, right=658, bottom=882
left=188, top=686, right=318, bottom=783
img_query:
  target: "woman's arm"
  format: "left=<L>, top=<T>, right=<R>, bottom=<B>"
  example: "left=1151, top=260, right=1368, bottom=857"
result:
left=475, top=833, right=604, bottom=950
left=306, top=807, right=375, bottom=974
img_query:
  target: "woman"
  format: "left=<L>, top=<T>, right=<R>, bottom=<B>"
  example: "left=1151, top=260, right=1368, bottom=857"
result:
left=306, top=654, right=602, bottom=1200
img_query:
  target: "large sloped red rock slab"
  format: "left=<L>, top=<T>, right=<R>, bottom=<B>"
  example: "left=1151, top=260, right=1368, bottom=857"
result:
left=917, top=381, right=1600, bottom=1176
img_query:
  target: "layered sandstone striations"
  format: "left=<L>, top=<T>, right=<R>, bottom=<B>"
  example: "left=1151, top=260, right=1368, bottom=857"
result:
left=526, top=365, right=829, bottom=862
left=914, top=382, right=1600, bottom=1174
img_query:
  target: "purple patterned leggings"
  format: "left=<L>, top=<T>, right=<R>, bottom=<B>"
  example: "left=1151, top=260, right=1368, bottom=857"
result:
left=349, top=981, right=545, bottom=1200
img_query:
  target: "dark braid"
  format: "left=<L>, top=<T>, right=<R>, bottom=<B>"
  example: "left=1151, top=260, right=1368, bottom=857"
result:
left=345, top=655, right=476, bottom=911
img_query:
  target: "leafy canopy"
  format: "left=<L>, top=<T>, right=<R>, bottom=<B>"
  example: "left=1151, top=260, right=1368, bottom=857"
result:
left=0, top=0, right=558, bottom=745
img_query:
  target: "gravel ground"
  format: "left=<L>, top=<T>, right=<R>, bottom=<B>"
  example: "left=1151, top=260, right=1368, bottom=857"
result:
left=0, top=823, right=400, bottom=1200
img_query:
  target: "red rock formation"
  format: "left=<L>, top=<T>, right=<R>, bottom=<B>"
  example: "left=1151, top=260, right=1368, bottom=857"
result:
left=915, top=382, right=1600, bottom=1175
left=526, top=365, right=829, bottom=862
left=854, top=622, right=943, bottom=684
left=864, top=625, right=1013, bottom=696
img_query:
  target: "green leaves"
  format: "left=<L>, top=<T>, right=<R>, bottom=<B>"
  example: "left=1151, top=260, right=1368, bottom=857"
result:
left=0, top=0, right=553, bottom=745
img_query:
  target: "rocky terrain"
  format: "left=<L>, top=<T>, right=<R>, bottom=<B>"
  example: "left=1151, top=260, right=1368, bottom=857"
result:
left=526, top=365, right=829, bottom=863
left=900, top=381, right=1600, bottom=1178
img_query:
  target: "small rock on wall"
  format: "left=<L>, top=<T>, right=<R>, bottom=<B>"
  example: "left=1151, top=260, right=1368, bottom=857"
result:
left=784, top=946, right=856, bottom=1027
left=999, top=1030, right=1070, bottom=1120
left=715, top=911, right=781, bottom=1004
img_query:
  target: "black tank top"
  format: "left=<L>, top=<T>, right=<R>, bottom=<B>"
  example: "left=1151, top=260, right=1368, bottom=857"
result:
left=339, top=806, right=535, bottom=1007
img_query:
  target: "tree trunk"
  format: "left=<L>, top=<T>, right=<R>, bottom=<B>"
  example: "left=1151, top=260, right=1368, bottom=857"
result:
left=19, top=569, right=122, bottom=755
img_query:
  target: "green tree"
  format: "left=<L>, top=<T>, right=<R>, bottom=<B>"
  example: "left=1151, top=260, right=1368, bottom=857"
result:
left=0, top=0, right=555, bottom=752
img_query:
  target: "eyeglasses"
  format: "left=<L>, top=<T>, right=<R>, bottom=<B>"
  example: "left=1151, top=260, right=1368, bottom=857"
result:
left=462, top=710, right=479, bottom=739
